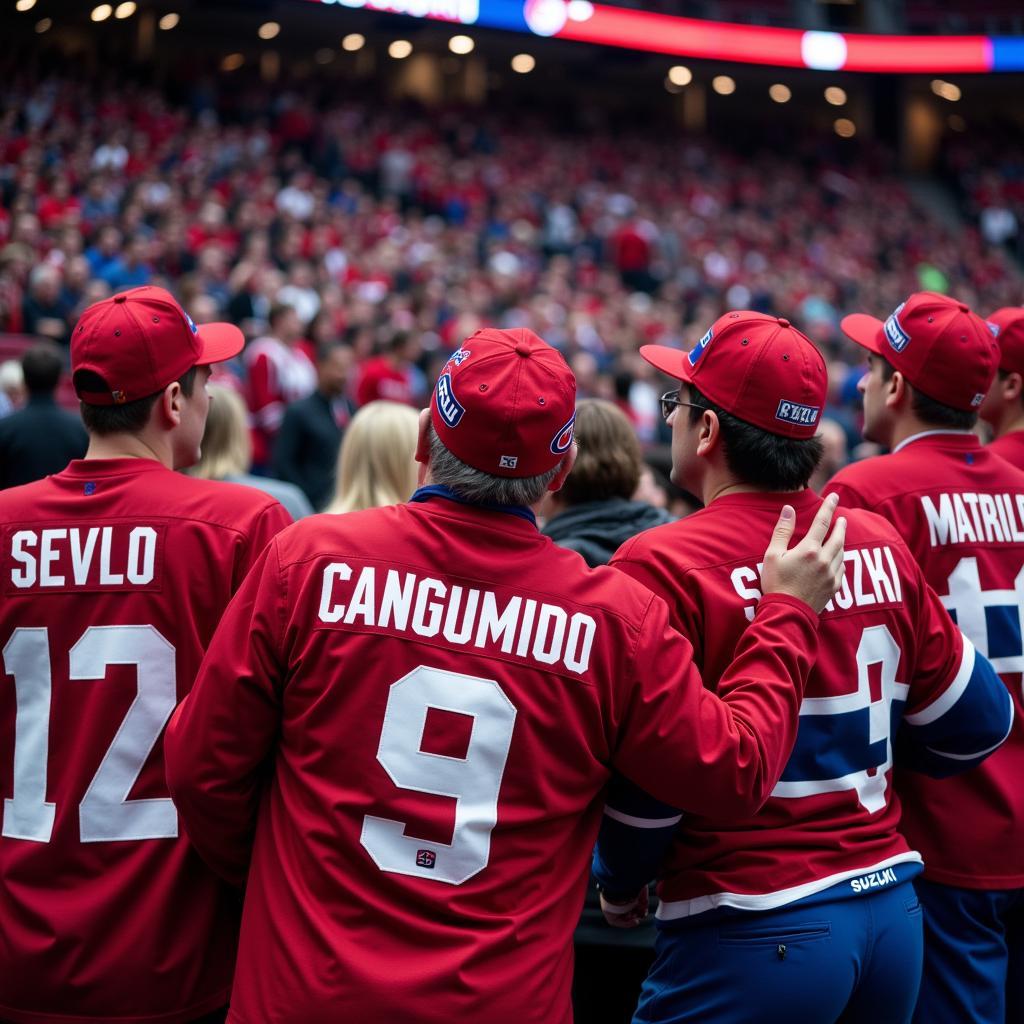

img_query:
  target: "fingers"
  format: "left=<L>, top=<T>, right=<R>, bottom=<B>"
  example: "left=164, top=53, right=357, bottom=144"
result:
left=801, top=493, right=839, bottom=546
left=765, top=504, right=796, bottom=558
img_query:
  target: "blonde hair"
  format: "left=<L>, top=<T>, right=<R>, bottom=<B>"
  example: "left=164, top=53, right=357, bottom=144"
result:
left=191, top=384, right=251, bottom=480
left=327, top=400, right=420, bottom=513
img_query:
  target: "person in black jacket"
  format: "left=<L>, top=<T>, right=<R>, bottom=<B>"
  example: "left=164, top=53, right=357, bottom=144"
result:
left=0, top=341, right=87, bottom=488
left=272, top=342, right=356, bottom=509
left=541, top=397, right=676, bottom=1024
left=542, top=398, right=674, bottom=567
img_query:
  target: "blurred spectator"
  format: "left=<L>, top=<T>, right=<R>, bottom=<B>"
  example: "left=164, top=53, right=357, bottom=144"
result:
left=243, top=303, right=317, bottom=468
left=809, top=418, right=851, bottom=492
left=190, top=384, right=312, bottom=521
left=542, top=399, right=674, bottom=566
left=273, top=342, right=357, bottom=510
left=0, top=342, right=87, bottom=488
left=0, top=358, right=27, bottom=416
left=355, top=330, right=421, bottom=407
left=22, top=265, right=72, bottom=345
left=325, top=400, right=418, bottom=514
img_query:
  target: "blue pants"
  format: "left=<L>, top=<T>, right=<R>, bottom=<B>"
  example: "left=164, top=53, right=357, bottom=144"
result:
left=913, top=879, right=1024, bottom=1024
left=633, top=882, right=923, bottom=1024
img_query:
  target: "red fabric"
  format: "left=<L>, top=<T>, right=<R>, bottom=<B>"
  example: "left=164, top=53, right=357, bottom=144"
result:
left=989, top=430, right=1024, bottom=471
left=613, top=488, right=965, bottom=909
left=826, top=433, right=1024, bottom=887
left=165, top=495, right=820, bottom=1024
left=355, top=355, right=413, bottom=407
left=0, top=458, right=290, bottom=1024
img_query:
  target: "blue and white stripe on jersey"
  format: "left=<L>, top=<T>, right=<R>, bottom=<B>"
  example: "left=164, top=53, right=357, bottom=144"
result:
left=898, top=637, right=1014, bottom=778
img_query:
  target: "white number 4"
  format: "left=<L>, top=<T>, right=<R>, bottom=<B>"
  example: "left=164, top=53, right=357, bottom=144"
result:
left=361, top=665, right=517, bottom=885
left=3, top=625, right=178, bottom=844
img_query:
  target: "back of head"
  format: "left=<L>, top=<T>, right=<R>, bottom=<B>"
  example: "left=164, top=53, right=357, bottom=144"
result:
left=21, top=341, right=63, bottom=397
left=558, top=399, right=642, bottom=506
left=191, top=384, right=251, bottom=480
left=427, top=327, right=577, bottom=507
left=329, top=400, right=419, bottom=514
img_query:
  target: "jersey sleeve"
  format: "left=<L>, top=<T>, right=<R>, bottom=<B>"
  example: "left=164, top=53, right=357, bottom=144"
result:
left=896, top=573, right=1014, bottom=777
left=165, top=540, right=286, bottom=887
left=609, top=591, right=819, bottom=819
left=591, top=773, right=681, bottom=898
left=821, top=472, right=870, bottom=511
left=611, top=538, right=705, bottom=662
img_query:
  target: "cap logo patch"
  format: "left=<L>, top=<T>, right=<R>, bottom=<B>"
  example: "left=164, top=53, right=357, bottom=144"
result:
left=499, top=455, right=518, bottom=469
left=435, top=372, right=465, bottom=428
left=884, top=303, right=911, bottom=353
left=688, top=328, right=713, bottom=367
left=111, top=389, right=127, bottom=404
left=971, top=392, right=985, bottom=407
left=449, top=347, right=471, bottom=366
left=775, top=399, right=820, bottom=427
left=987, top=321, right=1001, bottom=338
left=184, top=311, right=198, bottom=335
left=549, top=412, right=576, bottom=455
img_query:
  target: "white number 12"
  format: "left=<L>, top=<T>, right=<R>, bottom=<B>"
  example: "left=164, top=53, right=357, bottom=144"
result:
left=3, top=625, right=178, bottom=843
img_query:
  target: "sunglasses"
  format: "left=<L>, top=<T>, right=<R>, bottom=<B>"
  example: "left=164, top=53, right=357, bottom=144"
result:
left=660, top=389, right=703, bottom=422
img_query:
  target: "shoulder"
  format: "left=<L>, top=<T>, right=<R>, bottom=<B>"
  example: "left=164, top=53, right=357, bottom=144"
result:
left=164, top=474, right=287, bottom=533
left=0, top=476, right=52, bottom=512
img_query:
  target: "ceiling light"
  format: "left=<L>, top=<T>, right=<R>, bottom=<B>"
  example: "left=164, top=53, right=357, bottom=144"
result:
left=16, top=0, right=37, bottom=12
left=834, top=118, right=856, bottom=138
left=668, top=65, right=692, bottom=87
left=511, top=53, right=535, bottom=73
left=221, top=53, right=244, bottom=71
left=91, top=4, right=112, bottom=21
left=114, top=1, right=136, bottom=18
left=258, top=21, right=279, bottom=40
left=769, top=83, right=791, bottom=103
left=158, top=12, right=179, bottom=29
left=449, top=34, right=474, bottom=54
left=824, top=86, right=847, bottom=105
left=712, top=75, right=736, bottom=96
left=34, top=15, right=50, bottom=30
left=931, top=79, right=962, bottom=102
left=388, top=39, right=412, bottom=59
left=342, top=33, right=365, bottom=51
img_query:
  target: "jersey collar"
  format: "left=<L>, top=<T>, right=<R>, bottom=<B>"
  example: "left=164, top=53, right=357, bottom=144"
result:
left=409, top=484, right=538, bottom=527
left=891, top=429, right=978, bottom=454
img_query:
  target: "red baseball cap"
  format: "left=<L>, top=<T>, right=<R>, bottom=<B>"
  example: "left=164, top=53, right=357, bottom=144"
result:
left=640, top=311, right=827, bottom=440
left=987, top=307, right=1024, bottom=376
left=841, top=292, right=999, bottom=411
left=430, top=327, right=577, bottom=478
left=71, top=286, right=244, bottom=406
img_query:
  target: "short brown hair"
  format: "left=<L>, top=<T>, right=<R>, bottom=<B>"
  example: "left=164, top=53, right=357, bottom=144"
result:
left=559, top=399, right=642, bottom=505
left=78, top=367, right=197, bottom=436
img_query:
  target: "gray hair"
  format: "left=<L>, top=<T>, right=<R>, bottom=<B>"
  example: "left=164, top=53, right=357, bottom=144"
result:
left=428, top=424, right=563, bottom=507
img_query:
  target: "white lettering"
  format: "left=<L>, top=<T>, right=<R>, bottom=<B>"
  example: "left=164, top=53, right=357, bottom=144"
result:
left=318, top=562, right=352, bottom=623
left=11, top=530, right=37, bottom=588
left=126, top=527, right=156, bottom=585
left=344, top=566, right=377, bottom=626
left=532, top=604, right=567, bottom=665
left=40, top=529, right=66, bottom=587
left=475, top=592, right=521, bottom=653
left=412, top=578, right=447, bottom=637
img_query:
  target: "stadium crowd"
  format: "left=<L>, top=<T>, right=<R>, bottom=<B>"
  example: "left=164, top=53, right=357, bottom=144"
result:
left=1, top=70, right=1022, bottom=497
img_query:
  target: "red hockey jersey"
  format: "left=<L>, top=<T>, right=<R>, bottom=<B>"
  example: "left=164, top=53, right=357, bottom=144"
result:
left=0, top=458, right=289, bottom=1024
left=989, top=429, right=1024, bottom=472
left=826, top=431, right=1024, bottom=887
left=165, top=487, right=824, bottom=1024
left=609, top=487, right=1010, bottom=917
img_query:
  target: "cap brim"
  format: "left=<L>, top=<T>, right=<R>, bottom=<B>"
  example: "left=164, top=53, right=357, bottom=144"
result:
left=840, top=313, right=886, bottom=355
left=194, top=322, right=245, bottom=365
left=639, top=344, right=696, bottom=383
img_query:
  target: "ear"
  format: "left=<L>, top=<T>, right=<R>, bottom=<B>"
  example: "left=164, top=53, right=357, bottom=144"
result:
left=159, top=380, right=184, bottom=428
left=694, top=409, right=720, bottom=459
left=1005, top=372, right=1023, bottom=403
left=415, top=408, right=432, bottom=466
left=546, top=443, right=578, bottom=494
left=884, top=370, right=908, bottom=411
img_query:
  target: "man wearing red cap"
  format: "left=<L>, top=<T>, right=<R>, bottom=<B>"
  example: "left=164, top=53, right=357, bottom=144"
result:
left=980, top=307, right=1024, bottom=469
left=165, top=326, right=847, bottom=1024
left=824, top=293, right=1024, bottom=1024
left=0, top=286, right=291, bottom=1024
left=589, top=311, right=1009, bottom=1024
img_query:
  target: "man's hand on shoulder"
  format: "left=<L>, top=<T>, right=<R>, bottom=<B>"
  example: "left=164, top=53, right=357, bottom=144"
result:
left=760, top=493, right=846, bottom=614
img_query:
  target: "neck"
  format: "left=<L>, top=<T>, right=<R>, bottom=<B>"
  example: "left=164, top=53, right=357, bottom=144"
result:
left=994, top=408, right=1024, bottom=440
left=887, top=410, right=961, bottom=450
left=84, top=431, right=172, bottom=468
left=699, top=464, right=802, bottom=507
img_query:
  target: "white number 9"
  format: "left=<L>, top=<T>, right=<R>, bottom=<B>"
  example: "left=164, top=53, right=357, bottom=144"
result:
left=361, top=665, right=517, bottom=885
